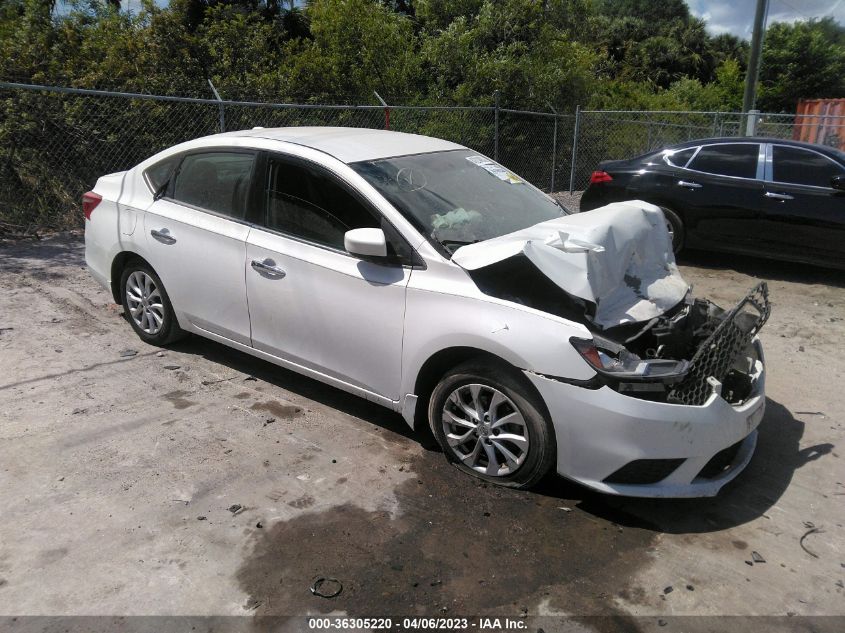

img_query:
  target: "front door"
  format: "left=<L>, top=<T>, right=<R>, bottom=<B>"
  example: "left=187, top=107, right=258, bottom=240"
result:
left=245, top=152, right=411, bottom=401
left=758, top=143, right=845, bottom=266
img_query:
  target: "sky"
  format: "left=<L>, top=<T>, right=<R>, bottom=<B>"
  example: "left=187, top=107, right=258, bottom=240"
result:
left=688, top=0, right=845, bottom=38
left=58, top=0, right=844, bottom=40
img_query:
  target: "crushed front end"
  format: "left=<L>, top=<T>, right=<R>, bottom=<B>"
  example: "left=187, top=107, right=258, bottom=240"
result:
left=454, top=202, right=771, bottom=497
left=530, top=283, right=769, bottom=497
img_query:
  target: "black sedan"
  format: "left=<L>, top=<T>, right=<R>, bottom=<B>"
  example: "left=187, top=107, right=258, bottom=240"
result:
left=580, top=137, right=845, bottom=269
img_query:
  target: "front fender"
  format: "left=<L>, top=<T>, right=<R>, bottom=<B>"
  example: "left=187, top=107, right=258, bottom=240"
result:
left=401, top=286, right=596, bottom=398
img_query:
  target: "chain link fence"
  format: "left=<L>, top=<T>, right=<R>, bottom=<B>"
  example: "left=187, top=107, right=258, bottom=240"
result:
left=2, top=81, right=844, bottom=231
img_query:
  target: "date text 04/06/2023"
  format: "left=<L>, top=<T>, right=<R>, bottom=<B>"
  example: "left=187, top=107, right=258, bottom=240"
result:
left=307, top=617, right=528, bottom=630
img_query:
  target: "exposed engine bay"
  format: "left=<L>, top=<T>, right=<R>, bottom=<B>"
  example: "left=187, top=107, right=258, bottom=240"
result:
left=454, top=202, right=771, bottom=406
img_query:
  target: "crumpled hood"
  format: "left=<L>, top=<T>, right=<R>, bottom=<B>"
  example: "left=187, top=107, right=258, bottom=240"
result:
left=451, top=201, right=690, bottom=329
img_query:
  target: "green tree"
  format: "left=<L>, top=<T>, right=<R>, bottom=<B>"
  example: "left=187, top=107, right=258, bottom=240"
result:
left=758, top=18, right=845, bottom=113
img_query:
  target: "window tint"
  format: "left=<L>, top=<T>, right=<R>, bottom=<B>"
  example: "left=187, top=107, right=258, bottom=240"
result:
left=264, top=156, right=380, bottom=249
left=772, top=145, right=843, bottom=188
left=145, top=156, right=179, bottom=193
left=171, top=152, right=255, bottom=219
left=664, top=147, right=696, bottom=168
left=688, top=144, right=759, bottom=179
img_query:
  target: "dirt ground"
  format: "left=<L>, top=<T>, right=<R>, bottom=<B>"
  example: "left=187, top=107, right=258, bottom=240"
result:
left=0, top=233, right=843, bottom=626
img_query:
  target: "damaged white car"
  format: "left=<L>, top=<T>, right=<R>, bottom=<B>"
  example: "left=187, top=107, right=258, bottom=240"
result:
left=84, top=128, right=769, bottom=497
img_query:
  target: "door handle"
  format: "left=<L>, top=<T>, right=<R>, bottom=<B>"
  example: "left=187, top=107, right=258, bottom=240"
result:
left=677, top=180, right=702, bottom=189
left=251, top=258, right=286, bottom=278
left=765, top=191, right=794, bottom=201
left=150, top=228, right=176, bottom=244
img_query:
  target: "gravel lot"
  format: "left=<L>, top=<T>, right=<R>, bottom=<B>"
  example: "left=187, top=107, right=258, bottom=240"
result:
left=0, top=233, right=843, bottom=623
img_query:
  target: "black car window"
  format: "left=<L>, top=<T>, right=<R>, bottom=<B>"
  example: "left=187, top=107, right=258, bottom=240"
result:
left=664, top=147, right=696, bottom=168
left=144, top=156, right=179, bottom=193
left=772, top=145, right=843, bottom=188
left=264, top=156, right=381, bottom=250
left=688, top=144, right=759, bottom=179
left=171, top=152, right=255, bottom=219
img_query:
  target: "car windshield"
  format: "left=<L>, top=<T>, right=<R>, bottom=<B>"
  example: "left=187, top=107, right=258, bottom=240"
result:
left=351, top=149, right=566, bottom=255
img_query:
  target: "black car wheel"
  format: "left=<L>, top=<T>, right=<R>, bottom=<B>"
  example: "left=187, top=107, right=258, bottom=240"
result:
left=661, top=207, right=685, bottom=254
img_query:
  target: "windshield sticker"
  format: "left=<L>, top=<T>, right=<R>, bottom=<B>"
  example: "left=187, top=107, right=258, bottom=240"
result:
left=466, top=155, right=522, bottom=184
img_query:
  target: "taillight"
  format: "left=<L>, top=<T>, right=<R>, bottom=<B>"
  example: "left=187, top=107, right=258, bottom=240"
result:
left=82, top=191, right=102, bottom=220
left=590, top=170, right=613, bottom=184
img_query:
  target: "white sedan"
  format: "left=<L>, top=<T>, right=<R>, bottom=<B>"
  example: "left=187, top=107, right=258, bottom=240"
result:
left=84, top=127, right=769, bottom=497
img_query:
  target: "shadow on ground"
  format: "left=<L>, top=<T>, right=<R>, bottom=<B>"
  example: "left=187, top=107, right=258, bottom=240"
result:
left=678, top=249, right=845, bottom=289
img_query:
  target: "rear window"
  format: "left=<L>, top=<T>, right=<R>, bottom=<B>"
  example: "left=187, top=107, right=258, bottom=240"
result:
left=664, top=147, right=696, bottom=168
left=688, top=144, right=759, bottom=179
left=171, top=152, right=255, bottom=219
left=144, top=157, right=179, bottom=193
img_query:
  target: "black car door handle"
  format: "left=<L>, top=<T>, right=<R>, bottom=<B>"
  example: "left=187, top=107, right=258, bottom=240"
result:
left=251, top=258, right=286, bottom=278
left=764, top=191, right=794, bottom=201
left=150, top=228, right=176, bottom=244
left=677, top=180, right=702, bottom=189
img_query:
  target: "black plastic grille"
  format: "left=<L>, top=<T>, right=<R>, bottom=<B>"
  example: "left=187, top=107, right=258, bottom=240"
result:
left=697, top=438, right=745, bottom=479
left=603, top=458, right=686, bottom=485
left=668, top=283, right=770, bottom=406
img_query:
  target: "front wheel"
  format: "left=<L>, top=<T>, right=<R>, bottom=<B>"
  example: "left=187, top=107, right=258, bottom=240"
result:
left=428, top=361, right=555, bottom=489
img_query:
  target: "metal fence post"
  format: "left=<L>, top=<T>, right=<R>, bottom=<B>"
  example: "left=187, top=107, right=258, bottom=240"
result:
left=374, top=91, right=390, bottom=130
left=569, top=104, right=581, bottom=195
left=745, top=109, right=760, bottom=136
left=493, top=90, right=500, bottom=161
left=207, top=79, right=225, bottom=133
left=548, top=103, right=558, bottom=193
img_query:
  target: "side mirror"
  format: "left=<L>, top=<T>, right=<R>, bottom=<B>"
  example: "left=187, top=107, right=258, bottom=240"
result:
left=344, top=227, right=388, bottom=259
left=831, top=174, right=845, bottom=191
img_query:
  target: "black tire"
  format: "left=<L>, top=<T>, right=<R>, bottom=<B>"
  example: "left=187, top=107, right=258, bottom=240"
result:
left=428, top=360, right=555, bottom=489
left=661, top=206, right=685, bottom=254
left=119, top=259, right=185, bottom=346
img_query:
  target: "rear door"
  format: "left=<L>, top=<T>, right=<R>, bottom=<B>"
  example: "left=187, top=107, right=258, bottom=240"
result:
left=671, top=142, right=765, bottom=250
left=758, top=143, right=845, bottom=266
left=143, top=150, right=257, bottom=345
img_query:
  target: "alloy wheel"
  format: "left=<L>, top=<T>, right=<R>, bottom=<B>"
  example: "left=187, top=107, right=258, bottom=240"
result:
left=125, top=270, right=165, bottom=335
left=441, top=383, right=529, bottom=476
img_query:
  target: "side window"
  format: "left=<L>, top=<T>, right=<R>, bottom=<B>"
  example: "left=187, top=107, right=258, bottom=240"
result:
left=144, top=156, right=179, bottom=194
left=171, top=152, right=255, bottom=219
left=264, top=156, right=380, bottom=250
left=772, top=145, right=843, bottom=188
left=664, top=147, right=696, bottom=168
left=688, top=144, right=759, bottom=179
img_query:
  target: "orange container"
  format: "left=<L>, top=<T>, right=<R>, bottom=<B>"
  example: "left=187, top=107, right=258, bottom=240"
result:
left=794, top=99, right=845, bottom=150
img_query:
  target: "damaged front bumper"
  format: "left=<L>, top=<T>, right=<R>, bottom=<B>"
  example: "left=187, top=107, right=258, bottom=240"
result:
left=526, top=338, right=766, bottom=498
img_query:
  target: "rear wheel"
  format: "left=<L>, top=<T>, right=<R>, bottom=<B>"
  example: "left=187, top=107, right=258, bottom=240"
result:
left=661, top=206, right=685, bottom=254
left=428, top=361, right=555, bottom=489
left=120, top=261, right=184, bottom=346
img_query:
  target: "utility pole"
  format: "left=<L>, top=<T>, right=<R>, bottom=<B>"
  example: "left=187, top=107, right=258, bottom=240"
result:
left=742, top=0, right=769, bottom=115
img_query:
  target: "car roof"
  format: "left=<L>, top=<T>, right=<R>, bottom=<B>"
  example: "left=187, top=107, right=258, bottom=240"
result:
left=220, top=126, right=466, bottom=163
left=668, top=136, right=845, bottom=156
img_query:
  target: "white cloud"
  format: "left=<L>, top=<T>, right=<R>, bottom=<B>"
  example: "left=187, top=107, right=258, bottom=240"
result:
left=688, top=0, right=845, bottom=38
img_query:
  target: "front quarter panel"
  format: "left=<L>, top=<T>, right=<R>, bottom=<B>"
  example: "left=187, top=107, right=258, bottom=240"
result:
left=401, top=260, right=596, bottom=398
